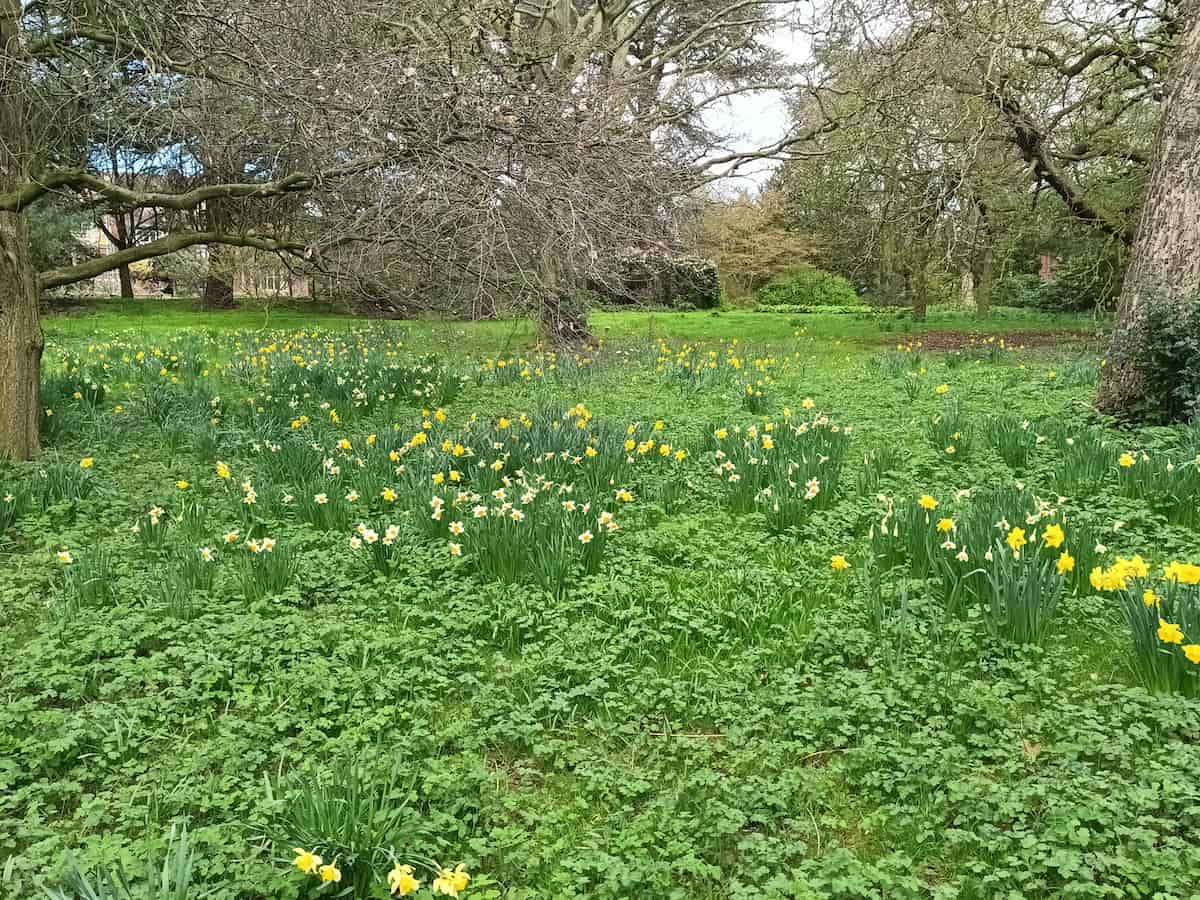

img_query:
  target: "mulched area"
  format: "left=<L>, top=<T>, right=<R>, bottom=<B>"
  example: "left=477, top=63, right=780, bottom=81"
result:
left=883, top=330, right=1100, bottom=351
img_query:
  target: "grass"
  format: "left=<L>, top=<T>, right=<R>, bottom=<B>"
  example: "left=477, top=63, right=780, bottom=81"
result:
left=3, top=303, right=1198, bottom=899
left=43, top=295, right=1104, bottom=349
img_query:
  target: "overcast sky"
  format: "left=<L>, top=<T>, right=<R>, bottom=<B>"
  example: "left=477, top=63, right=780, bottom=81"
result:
left=704, top=26, right=813, bottom=195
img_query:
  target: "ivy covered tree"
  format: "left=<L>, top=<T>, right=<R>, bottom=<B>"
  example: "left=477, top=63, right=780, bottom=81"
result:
left=1098, top=7, right=1200, bottom=417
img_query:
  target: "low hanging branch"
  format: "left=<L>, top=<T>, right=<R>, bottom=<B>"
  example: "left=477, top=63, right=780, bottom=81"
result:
left=38, top=230, right=309, bottom=289
left=0, top=153, right=418, bottom=214
left=983, top=87, right=1136, bottom=245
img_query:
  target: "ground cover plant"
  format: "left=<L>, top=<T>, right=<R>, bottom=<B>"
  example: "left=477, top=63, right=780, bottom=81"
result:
left=3, top=305, right=1200, bottom=899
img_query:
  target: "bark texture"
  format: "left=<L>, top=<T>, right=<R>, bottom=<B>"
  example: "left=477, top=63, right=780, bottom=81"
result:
left=1098, top=11, right=1200, bottom=413
left=200, top=197, right=236, bottom=309
left=972, top=245, right=994, bottom=320
left=201, top=245, right=236, bottom=309
left=0, top=0, right=42, bottom=460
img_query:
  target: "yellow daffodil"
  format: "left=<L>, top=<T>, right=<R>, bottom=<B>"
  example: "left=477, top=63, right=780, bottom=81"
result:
left=1165, top=561, right=1200, bottom=585
left=1041, top=524, right=1065, bottom=549
left=830, top=554, right=850, bottom=571
left=1006, top=527, right=1027, bottom=554
left=292, top=848, right=322, bottom=874
left=936, top=518, right=954, bottom=533
left=79, top=457, right=94, bottom=469
left=388, top=863, right=421, bottom=896
left=1158, top=620, right=1185, bottom=645
left=918, top=494, right=938, bottom=511
left=318, top=858, right=341, bottom=883
left=432, top=864, right=470, bottom=897
left=1056, top=552, right=1075, bottom=575
left=1185, top=645, right=1200, bottom=665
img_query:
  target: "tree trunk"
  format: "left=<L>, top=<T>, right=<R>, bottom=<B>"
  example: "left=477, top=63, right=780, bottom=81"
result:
left=1, top=0, right=43, bottom=461
left=118, top=262, right=135, bottom=298
left=959, top=271, right=974, bottom=308
left=113, top=213, right=135, bottom=298
left=0, top=213, right=41, bottom=461
left=535, top=243, right=591, bottom=344
left=200, top=197, right=236, bottom=309
left=1098, top=10, right=1200, bottom=413
left=972, top=245, right=994, bottom=320
left=904, top=266, right=928, bottom=320
left=201, top=244, right=236, bottom=309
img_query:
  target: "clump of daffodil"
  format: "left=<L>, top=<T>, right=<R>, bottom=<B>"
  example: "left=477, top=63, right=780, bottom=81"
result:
left=432, top=864, right=470, bottom=897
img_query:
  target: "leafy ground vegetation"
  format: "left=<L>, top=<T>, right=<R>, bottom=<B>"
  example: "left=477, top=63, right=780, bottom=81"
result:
left=3, top=305, right=1200, bottom=900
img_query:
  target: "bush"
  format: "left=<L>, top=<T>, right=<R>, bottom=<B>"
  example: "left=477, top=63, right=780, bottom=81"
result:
left=1137, top=297, right=1200, bottom=421
left=1041, top=246, right=1126, bottom=311
left=994, top=274, right=1045, bottom=309
left=995, top=247, right=1125, bottom=313
left=599, top=252, right=721, bottom=310
left=755, top=269, right=859, bottom=308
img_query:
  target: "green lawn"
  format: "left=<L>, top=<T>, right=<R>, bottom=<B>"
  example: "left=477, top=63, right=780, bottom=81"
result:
left=43, top=296, right=1105, bottom=350
left=3, top=305, right=1199, bottom=899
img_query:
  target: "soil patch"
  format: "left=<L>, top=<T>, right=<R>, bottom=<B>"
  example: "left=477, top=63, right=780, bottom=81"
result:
left=881, top=330, right=1098, bottom=351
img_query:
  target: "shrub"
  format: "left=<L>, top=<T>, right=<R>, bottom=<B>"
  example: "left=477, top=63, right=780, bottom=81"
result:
left=1135, top=297, right=1200, bottom=422
left=993, top=274, right=1045, bottom=309
left=1041, top=246, right=1125, bottom=312
left=755, top=269, right=859, bottom=309
left=600, top=252, right=721, bottom=309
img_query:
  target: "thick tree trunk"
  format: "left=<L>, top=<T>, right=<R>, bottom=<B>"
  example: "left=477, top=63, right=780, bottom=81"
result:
left=1, top=0, right=43, bottom=460
left=1098, top=11, right=1200, bottom=413
left=113, top=214, right=135, bottom=298
left=118, top=262, right=135, bottom=298
left=201, top=245, right=236, bottom=309
left=0, top=213, right=41, bottom=461
left=972, top=245, right=994, bottom=320
left=904, top=266, right=928, bottom=320
left=538, top=292, right=591, bottom=344
left=200, top=197, right=236, bottom=309
left=536, top=244, right=591, bottom=344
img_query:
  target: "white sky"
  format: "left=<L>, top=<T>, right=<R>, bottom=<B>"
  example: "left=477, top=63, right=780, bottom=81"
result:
left=703, top=26, right=814, bottom=195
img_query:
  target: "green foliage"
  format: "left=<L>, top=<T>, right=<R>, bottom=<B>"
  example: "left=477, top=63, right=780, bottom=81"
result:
left=994, top=273, right=1046, bottom=309
left=1040, top=247, right=1125, bottom=311
left=232, top=539, right=299, bottom=602
left=1135, top=296, right=1200, bottom=422
left=264, top=763, right=422, bottom=895
left=1114, top=574, right=1200, bottom=696
left=26, top=200, right=94, bottom=275
left=754, top=269, right=859, bottom=309
left=977, top=537, right=1065, bottom=646
left=5, top=308, right=1200, bottom=900
left=39, top=825, right=198, bottom=900
left=753, top=303, right=869, bottom=315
